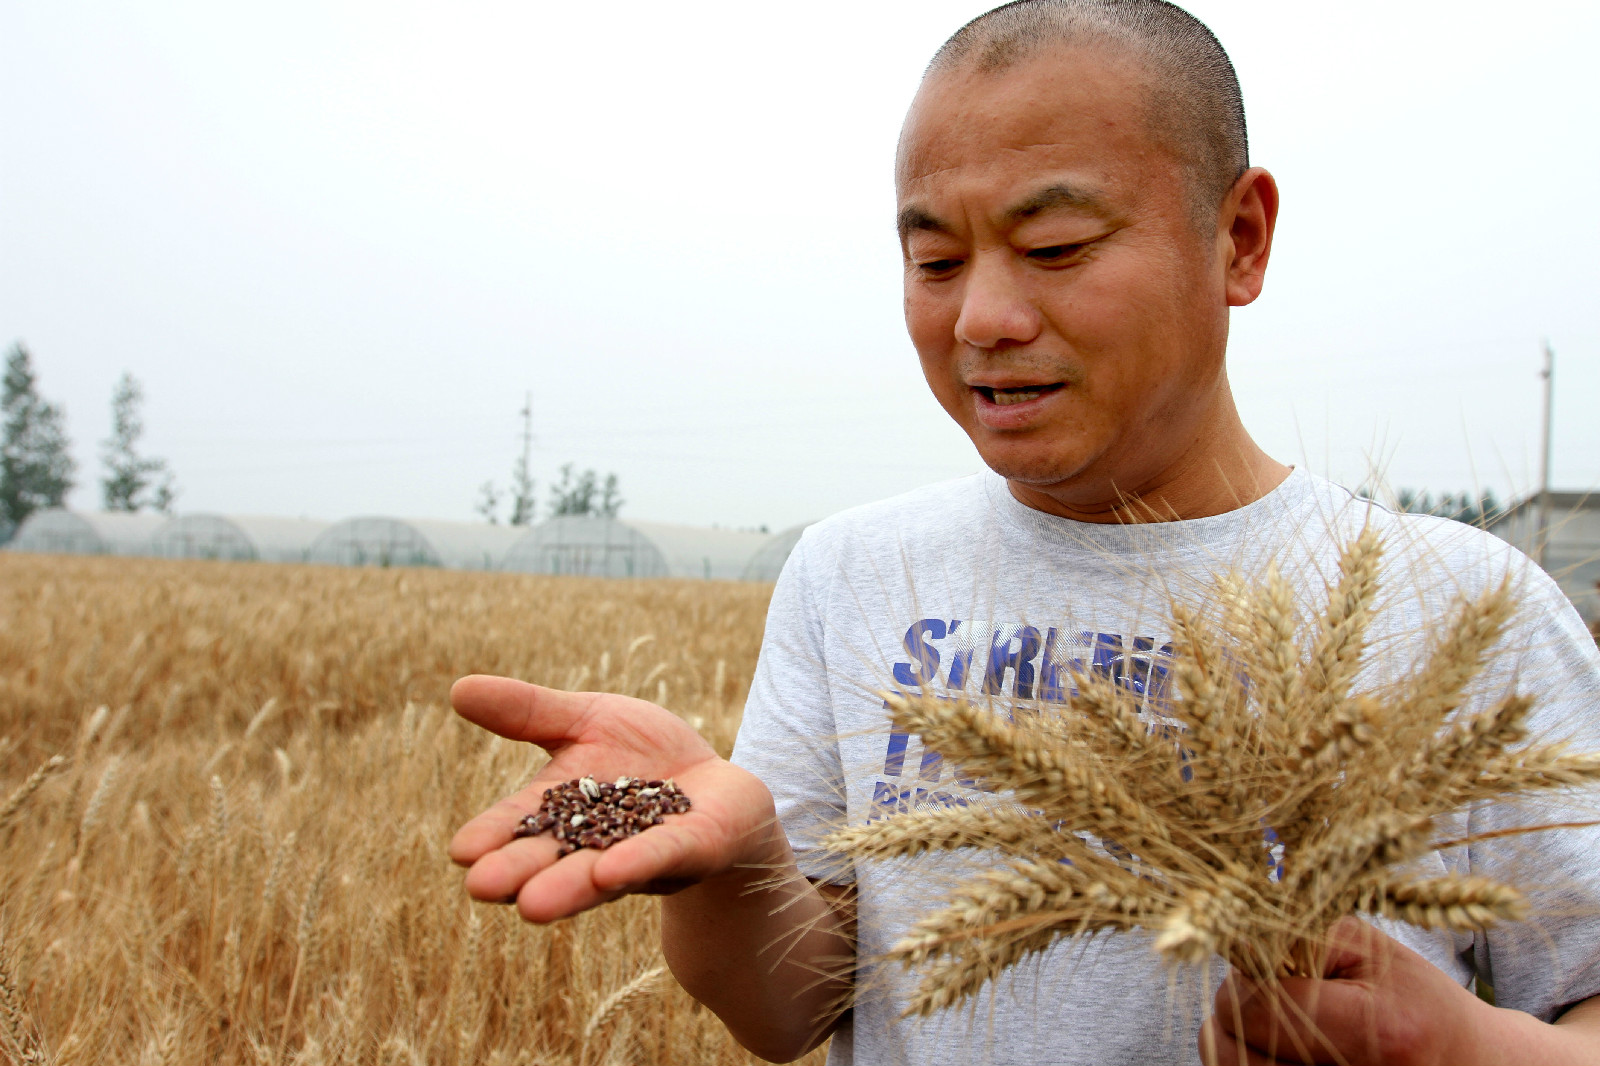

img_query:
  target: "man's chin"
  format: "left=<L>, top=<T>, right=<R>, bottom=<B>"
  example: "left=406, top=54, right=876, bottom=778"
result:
left=976, top=450, right=1088, bottom=489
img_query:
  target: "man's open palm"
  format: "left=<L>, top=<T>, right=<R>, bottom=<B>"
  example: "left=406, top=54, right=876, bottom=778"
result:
left=448, top=674, right=777, bottom=922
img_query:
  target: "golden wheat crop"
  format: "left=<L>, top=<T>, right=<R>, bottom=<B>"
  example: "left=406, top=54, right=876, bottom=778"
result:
left=0, top=553, right=824, bottom=1066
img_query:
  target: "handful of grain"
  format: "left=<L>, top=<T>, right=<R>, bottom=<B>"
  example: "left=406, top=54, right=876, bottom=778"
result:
left=514, top=776, right=691, bottom=856
left=822, top=528, right=1600, bottom=1016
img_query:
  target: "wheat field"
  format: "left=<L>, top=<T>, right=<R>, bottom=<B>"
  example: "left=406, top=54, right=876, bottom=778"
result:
left=0, top=553, right=826, bottom=1066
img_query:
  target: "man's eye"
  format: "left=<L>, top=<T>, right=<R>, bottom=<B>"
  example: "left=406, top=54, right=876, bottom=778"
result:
left=918, top=258, right=963, bottom=275
left=1025, top=244, right=1081, bottom=262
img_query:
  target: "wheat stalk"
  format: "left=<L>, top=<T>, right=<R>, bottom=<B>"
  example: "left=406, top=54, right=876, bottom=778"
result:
left=75, top=755, right=123, bottom=857
left=832, top=528, right=1600, bottom=1016
left=243, top=698, right=280, bottom=742
left=279, top=860, right=329, bottom=1058
left=0, top=933, right=51, bottom=1065
left=0, top=756, right=66, bottom=834
left=582, top=964, right=667, bottom=1044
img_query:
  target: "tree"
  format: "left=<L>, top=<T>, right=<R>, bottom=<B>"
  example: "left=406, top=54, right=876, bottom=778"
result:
left=508, top=393, right=536, bottom=525
left=507, top=449, right=535, bottom=526
left=548, top=464, right=623, bottom=517
left=100, top=372, right=176, bottom=512
left=547, top=463, right=593, bottom=517
left=474, top=480, right=502, bottom=524
left=598, top=472, right=623, bottom=518
left=150, top=475, right=178, bottom=515
left=1390, top=488, right=1502, bottom=529
left=0, top=342, right=76, bottom=540
left=479, top=395, right=537, bottom=526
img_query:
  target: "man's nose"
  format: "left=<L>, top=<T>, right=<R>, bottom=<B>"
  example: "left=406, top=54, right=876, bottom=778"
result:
left=953, top=254, right=1042, bottom=350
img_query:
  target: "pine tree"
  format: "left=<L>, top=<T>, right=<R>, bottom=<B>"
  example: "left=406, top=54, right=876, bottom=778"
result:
left=0, top=342, right=76, bottom=540
left=100, top=372, right=176, bottom=512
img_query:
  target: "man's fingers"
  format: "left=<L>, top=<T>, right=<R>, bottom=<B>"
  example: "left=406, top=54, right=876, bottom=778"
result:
left=1321, top=915, right=1394, bottom=978
left=590, top=816, right=719, bottom=892
left=1216, top=974, right=1364, bottom=1065
left=458, top=813, right=712, bottom=916
left=516, top=847, right=628, bottom=923
left=450, top=675, right=599, bottom=747
left=448, top=766, right=598, bottom=865
left=449, top=795, right=532, bottom=866
left=462, top=834, right=561, bottom=901
left=1200, top=1015, right=1283, bottom=1066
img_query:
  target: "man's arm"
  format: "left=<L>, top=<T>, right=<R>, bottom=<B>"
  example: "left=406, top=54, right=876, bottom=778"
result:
left=1202, top=917, right=1600, bottom=1065
left=659, top=526, right=857, bottom=1060
left=662, top=830, right=854, bottom=1063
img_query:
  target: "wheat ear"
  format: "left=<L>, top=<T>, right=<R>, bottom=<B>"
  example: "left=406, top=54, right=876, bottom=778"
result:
left=0, top=934, right=51, bottom=1065
left=582, top=964, right=667, bottom=1044
left=1358, top=875, right=1529, bottom=930
left=887, top=857, right=1153, bottom=1016
left=820, top=803, right=1066, bottom=861
left=885, top=693, right=1173, bottom=852
left=0, top=755, right=66, bottom=833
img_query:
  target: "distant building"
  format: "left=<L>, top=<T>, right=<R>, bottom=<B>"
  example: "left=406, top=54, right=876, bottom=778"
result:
left=6, top=508, right=166, bottom=556
left=741, top=522, right=813, bottom=581
left=503, top=516, right=773, bottom=580
left=150, top=514, right=330, bottom=563
left=1487, top=491, right=1600, bottom=625
left=307, top=517, right=525, bottom=570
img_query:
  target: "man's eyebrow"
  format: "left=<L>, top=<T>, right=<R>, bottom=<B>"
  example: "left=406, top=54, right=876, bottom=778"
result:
left=896, top=205, right=947, bottom=240
left=898, top=183, right=1111, bottom=240
left=1004, top=183, right=1107, bottom=222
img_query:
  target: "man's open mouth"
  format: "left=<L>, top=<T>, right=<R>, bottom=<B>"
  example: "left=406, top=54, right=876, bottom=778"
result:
left=975, top=383, right=1065, bottom=406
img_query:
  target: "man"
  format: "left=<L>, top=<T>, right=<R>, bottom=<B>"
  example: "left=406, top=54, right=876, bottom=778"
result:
left=448, top=2, right=1600, bottom=1062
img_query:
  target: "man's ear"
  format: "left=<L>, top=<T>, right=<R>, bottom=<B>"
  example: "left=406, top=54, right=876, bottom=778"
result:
left=1220, top=167, right=1278, bottom=307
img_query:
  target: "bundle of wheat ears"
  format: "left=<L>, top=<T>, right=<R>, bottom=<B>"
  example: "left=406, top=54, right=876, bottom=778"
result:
left=822, top=528, right=1600, bottom=1017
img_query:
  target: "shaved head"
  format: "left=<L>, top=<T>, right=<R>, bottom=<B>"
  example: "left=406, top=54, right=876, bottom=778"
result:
left=925, top=0, right=1249, bottom=224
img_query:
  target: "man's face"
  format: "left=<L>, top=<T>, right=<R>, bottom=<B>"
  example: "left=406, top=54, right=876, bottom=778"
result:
left=898, top=47, right=1234, bottom=511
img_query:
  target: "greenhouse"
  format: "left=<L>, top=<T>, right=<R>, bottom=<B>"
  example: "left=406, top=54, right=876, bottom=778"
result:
left=306, top=517, right=525, bottom=570
left=6, top=509, right=167, bottom=556
left=502, top=516, right=774, bottom=580
left=149, top=514, right=331, bottom=563
left=1488, top=491, right=1600, bottom=625
left=741, top=522, right=812, bottom=581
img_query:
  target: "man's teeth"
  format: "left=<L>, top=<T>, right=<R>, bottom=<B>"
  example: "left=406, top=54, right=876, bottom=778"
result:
left=991, top=388, right=1043, bottom=406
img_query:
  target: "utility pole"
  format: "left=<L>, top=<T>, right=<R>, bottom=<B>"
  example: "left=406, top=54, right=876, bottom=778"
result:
left=508, top=391, right=536, bottom=526
left=520, top=390, right=533, bottom=488
left=1535, top=341, right=1554, bottom=567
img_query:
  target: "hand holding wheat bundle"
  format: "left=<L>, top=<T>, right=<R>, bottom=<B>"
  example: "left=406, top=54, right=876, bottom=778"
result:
left=823, top=528, right=1600, bottom=1017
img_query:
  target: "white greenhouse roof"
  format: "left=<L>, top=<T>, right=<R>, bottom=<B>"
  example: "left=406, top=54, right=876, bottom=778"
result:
left=307, top=517, right=525, bottom=570
left=150, top=514, right=332, bottom=563
left=7, top=509, right=167, bottom=556
left=741, top=522, right=813, bottom=581
left=503, top=516, right=774, bottom=580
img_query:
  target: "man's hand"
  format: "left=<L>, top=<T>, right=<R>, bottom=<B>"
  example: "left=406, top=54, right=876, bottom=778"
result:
left=448, top=674, right=780, bottom=923
left=450, top=674, right=854, bottom=1061
left=1200, top=916, right=1600, bottom=1065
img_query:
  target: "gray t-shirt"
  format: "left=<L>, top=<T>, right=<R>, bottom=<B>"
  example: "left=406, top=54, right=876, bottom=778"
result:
left=732, top=468, right=1600, bottom=1066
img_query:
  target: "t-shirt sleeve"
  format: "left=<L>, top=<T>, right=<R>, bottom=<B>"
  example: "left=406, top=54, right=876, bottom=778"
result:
left=1469, top=563, right=1600, bottom=1020
left=731, top=531, right=854, bottom=885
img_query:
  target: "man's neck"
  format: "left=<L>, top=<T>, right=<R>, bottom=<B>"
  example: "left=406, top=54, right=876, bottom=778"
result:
left=1007, top=425, right=1292, bottom=524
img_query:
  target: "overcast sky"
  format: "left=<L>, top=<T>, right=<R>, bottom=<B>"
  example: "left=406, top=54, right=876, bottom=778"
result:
left=3, top=1, right=1596, bottom=531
